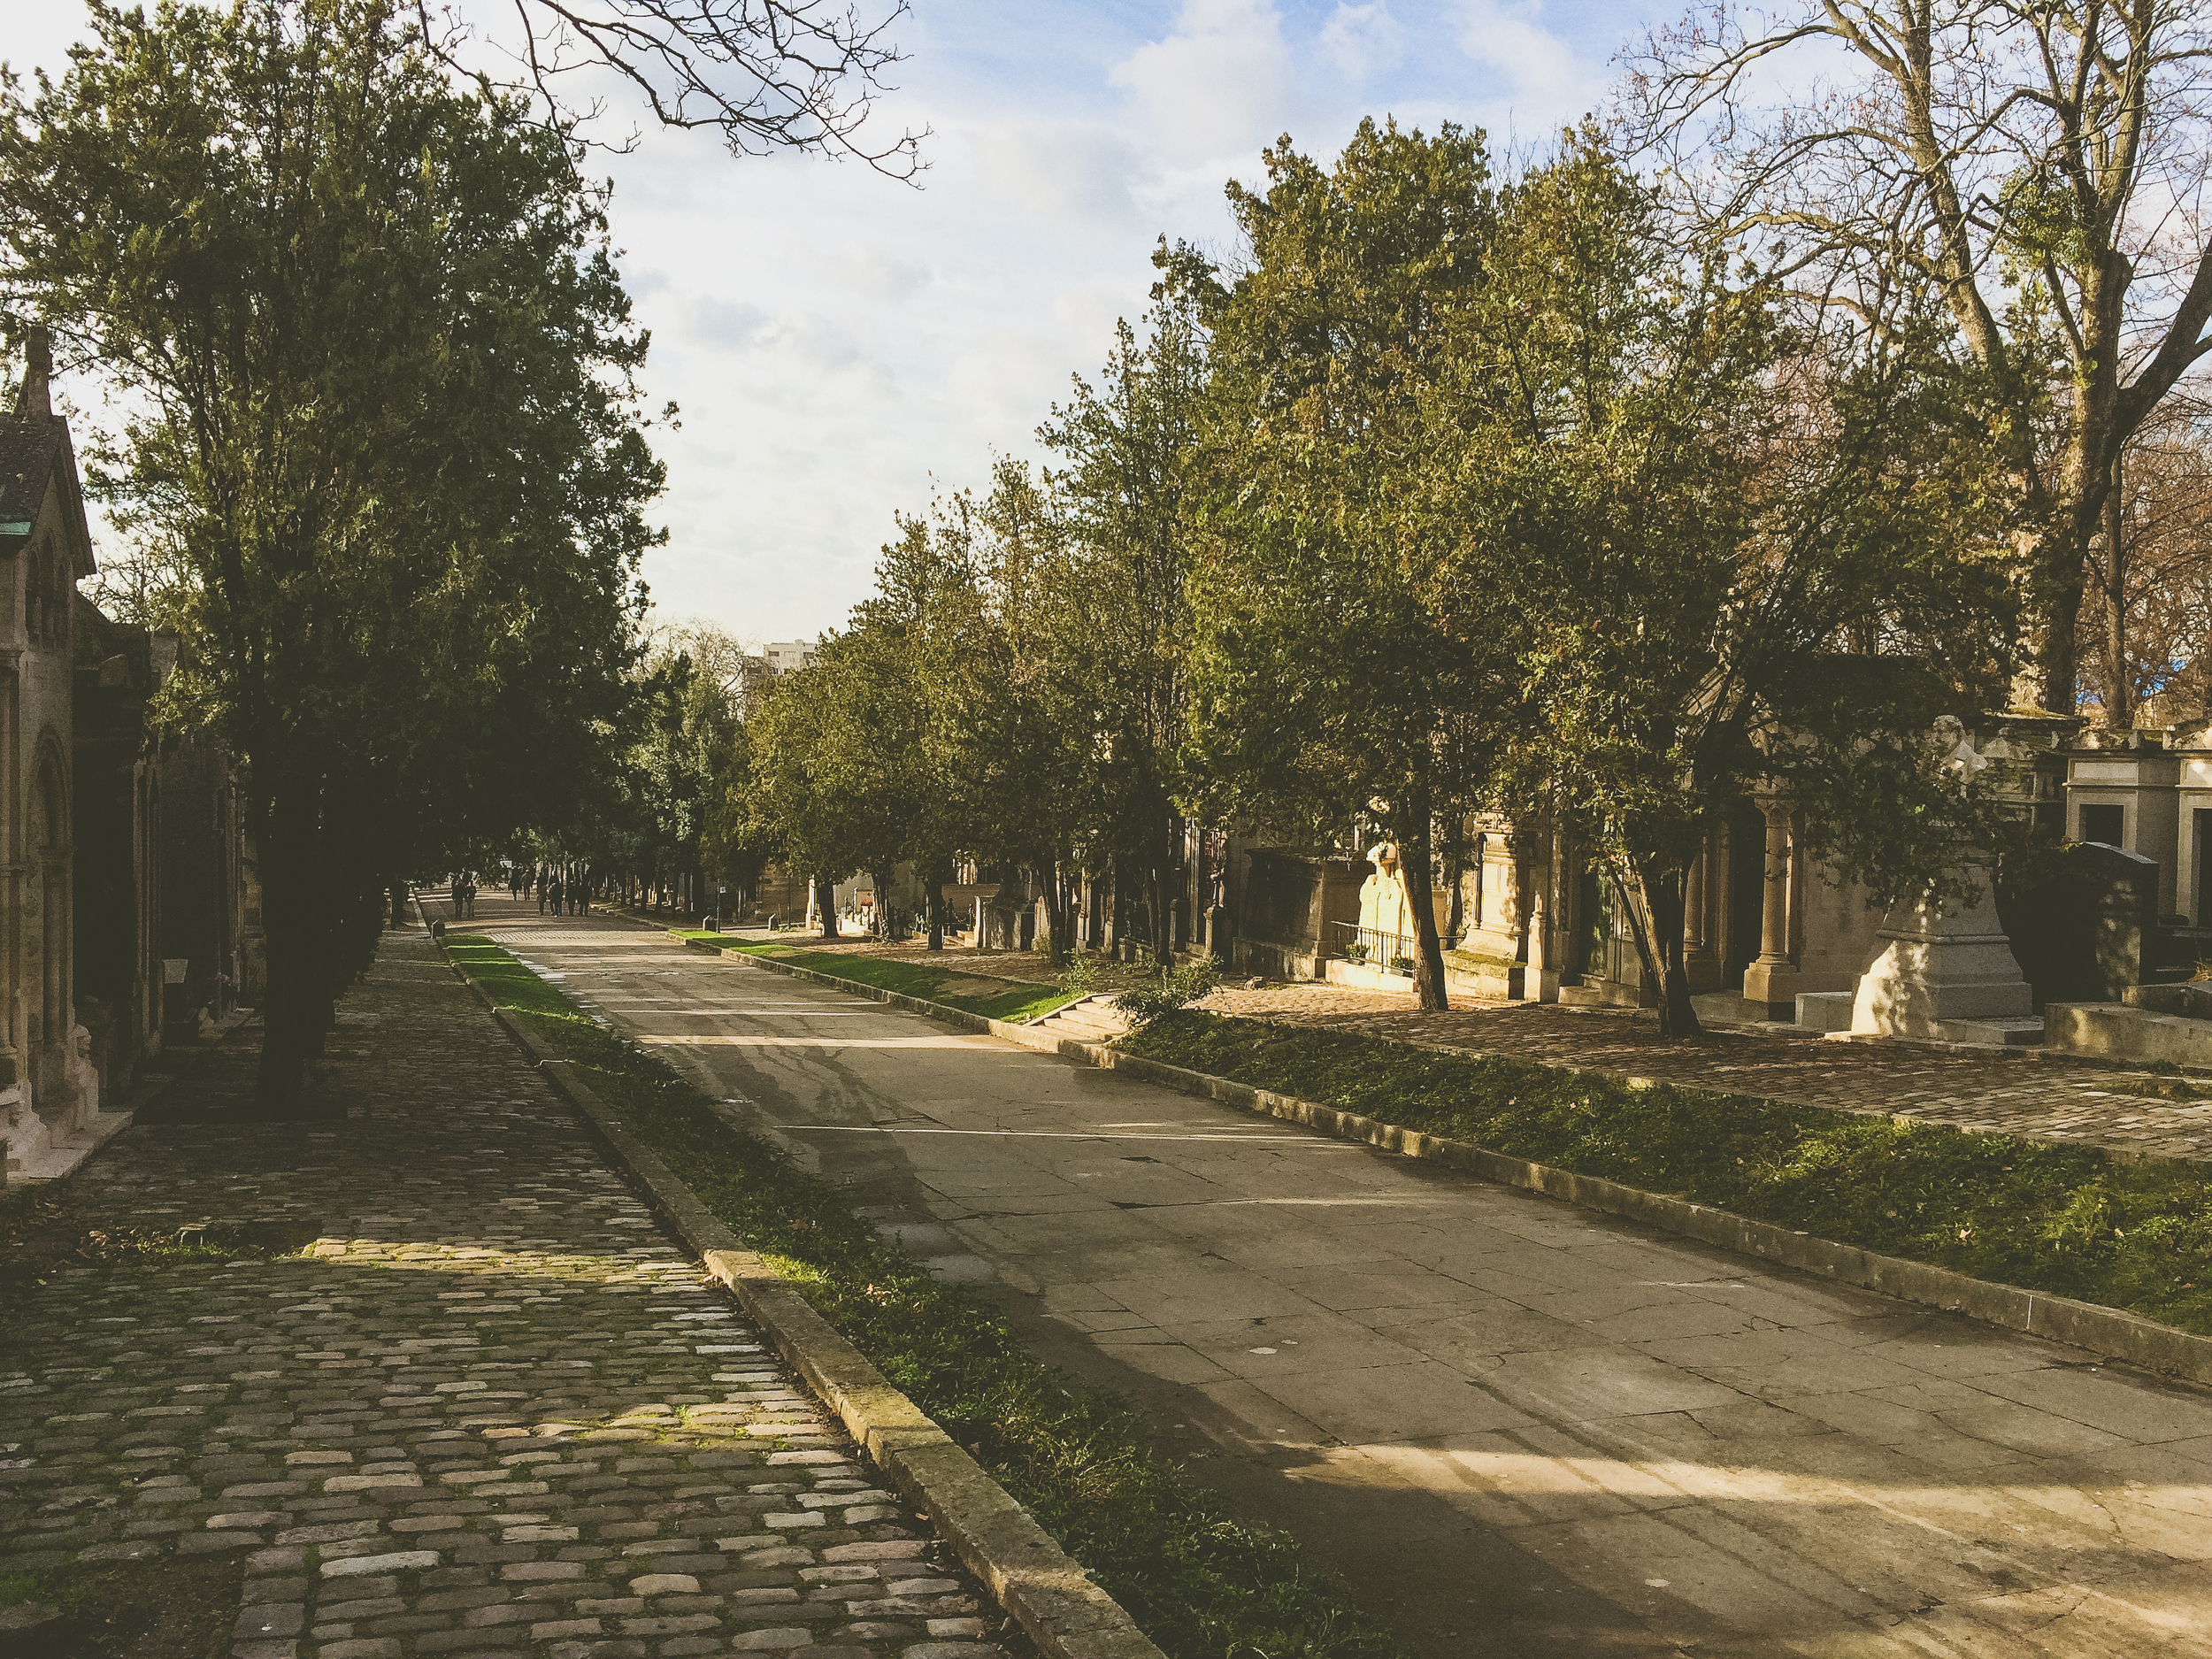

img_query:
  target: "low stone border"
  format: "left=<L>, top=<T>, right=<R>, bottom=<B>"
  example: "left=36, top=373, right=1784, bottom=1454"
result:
left=687, top=933, right=2212, bottom=1391
left=428, top=929, right=1165, bottom=1659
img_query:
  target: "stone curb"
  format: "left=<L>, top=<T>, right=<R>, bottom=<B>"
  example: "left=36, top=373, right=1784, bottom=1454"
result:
left=424, top=922, right=1165, bottom=1659
left=688, top=933, right=2212, bottom=1390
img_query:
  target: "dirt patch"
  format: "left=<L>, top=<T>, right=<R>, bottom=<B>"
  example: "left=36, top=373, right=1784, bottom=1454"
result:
left=69, top=1218, right=324, bottom=1266
left=0, top=1553, right=245, bottom=1659
left=930, top=974, right=1046, bottom=1000
left=765, top=938, right=1066, bottom=985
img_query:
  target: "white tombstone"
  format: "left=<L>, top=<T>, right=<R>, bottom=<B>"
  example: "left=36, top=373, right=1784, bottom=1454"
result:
left=1847, top=864, right=2038, bottom=1042
left=1846, top=719, right=2040, bottom=1045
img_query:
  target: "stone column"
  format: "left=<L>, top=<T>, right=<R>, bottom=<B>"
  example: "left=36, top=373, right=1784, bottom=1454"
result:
left=1757, top=800, right=1793, bottom=966
left=1515, top=838, right=1561, bottom=1002
left=1684, top=843, right=1706, bottom=956
left=1740, top=800, right=1806, bottom=1016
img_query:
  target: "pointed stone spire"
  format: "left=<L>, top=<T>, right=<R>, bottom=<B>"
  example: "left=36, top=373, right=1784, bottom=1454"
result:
left=15, top=326, right=52, bottom=419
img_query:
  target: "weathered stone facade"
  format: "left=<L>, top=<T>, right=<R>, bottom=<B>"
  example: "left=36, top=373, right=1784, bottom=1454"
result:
left=1218, top=715, right=2108, bottom=1038
left=0, top=332, right=104, bottom=1171
left=1, top=334, right=257, bottom=1179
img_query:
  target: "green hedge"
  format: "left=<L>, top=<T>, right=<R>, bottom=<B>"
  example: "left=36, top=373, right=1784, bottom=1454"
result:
left=1122, top=1011, right=2212, bottom=1336
left=674, top=934, right=1074, bottom=1024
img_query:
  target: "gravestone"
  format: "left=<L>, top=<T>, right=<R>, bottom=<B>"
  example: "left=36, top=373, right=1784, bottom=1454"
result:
left=1848, top=864, right=2039, bottom=1043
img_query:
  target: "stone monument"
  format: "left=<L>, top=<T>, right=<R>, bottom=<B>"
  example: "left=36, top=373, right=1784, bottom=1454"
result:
left=1356, top=844, right=1414, bottom=956
left=1847, top=719, right=2039, bottom=1044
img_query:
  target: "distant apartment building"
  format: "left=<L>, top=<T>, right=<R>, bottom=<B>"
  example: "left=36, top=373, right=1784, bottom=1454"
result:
left=761, top=640, right=818, bottom=676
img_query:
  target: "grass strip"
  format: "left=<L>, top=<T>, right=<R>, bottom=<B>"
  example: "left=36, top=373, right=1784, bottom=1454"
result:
left=446, top=934, right=1398, bottom=1659
left=673, top=933, right=1076, bottom=1024
left=1122, top=1011, right=2212, bottom=1336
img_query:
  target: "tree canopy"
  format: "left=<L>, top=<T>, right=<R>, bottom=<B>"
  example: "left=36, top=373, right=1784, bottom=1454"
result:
left=0, top=0, right=661, bottom=1094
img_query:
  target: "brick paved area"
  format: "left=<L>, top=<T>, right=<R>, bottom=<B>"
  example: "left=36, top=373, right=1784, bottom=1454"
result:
left=1196, top=983, right=2212, bottom=1162
left=0, top=928, right=1014, bottom=1659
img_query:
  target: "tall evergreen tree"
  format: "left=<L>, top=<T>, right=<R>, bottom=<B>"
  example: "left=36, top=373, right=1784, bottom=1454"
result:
left=0, top=0, right=660, bottom=1097
left=1187, top=118, right=1501, bottom=1010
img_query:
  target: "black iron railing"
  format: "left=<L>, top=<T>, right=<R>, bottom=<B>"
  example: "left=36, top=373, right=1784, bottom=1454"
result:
left=1332, top=920, right=1417, bottom=971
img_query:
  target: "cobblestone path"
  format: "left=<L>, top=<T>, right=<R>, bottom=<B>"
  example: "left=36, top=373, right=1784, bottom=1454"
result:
left=0, top=928, right=1012, bottom=1659
left=1197, top=984, right=2212, bottom=1162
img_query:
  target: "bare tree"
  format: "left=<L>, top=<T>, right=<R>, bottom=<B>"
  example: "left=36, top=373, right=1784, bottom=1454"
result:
left=1622, top=0, right=2212, bottom=713
left=2078, top=394, right=2212, bottom=726
left=651, top=616, right=779, bottom=714
left=411, top=0, right=923, bottom=173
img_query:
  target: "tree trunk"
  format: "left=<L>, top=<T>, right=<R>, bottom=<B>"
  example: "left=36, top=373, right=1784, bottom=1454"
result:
left=1616, top=854, right=1701, bottom=1038
left=1043, top=854, right=1071, bottom=968
left=2102, top=457, right=2131, bottom=728
left=1399, top=805, right=1451, bottom=1013
left=870, top=865, right=894, bottom=939
left=252, top=779, right=341, bottom=1106
left=1441, top=826, right=1466, bottom=952
left=388, top=882, right=408, bottom=928
left=926, top=855, right=948, bottom=950
left=2034, top=520, right=2091, bottom=717
left=815, top=875, right=840, bottom=940
left=1151, top=818, right=1176, bottom=972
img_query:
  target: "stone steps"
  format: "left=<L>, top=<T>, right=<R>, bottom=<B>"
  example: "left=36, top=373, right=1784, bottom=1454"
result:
left=1028, top=994, right=1132, bottom=1045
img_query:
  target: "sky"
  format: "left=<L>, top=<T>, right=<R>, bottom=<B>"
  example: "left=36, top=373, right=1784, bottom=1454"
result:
left=6, top=0, right=1676, bottom=647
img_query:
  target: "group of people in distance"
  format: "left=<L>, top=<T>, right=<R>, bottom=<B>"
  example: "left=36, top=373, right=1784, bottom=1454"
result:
left=435, top=865, right=592, bottom=919
left=521, top=865, right=588, bottom=917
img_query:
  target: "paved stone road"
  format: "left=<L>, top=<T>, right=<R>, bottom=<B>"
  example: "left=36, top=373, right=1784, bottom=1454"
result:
left=472, top=898, right=2212, bottom=1659
left=0, top=925, right=1011, bottom=1659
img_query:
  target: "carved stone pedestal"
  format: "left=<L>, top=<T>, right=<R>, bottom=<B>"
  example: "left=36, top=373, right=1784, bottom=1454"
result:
left=1848, top=865, right=2040, bottom=1044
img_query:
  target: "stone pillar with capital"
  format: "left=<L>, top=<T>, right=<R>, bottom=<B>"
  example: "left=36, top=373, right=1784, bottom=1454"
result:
left=1740, top=798, right=1803, bottom=1017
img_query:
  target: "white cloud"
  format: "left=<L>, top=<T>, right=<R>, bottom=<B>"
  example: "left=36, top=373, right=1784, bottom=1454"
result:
left=968, top=121, right=1143, bottom=224
left=838, top=245, right=933, bottom=304
left=1319, top=3, right=1406, bottom=85
left=1454, top=0, right=1595, bottom=110
left=1110, top=0, right=1297, bottom=166
left=687, top=297, right=772, bottom=349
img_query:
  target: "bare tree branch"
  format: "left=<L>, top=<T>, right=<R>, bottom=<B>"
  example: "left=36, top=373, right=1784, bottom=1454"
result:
left=1618, top=0, right=2212, bottom=713
left=411, top=0, right=925, bottom=175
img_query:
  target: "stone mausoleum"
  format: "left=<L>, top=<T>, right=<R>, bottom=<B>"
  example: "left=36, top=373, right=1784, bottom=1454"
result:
left=0, top=331, right=257, bottom=1182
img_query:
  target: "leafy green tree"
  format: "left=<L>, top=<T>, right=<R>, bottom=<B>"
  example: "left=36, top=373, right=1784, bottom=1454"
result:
left=923, top=462, right=1100, bottom=964
left=621, top=646, right=741, bottom=906
left=1038, top=292, right=1210, bottom=967
left=0, top=0, right=659, bottom=1097
left=1185, top=118, right=1502, bottom=1010
left=1448, top=139, right=2017, bottom=1035
left=742, top=616, right=937, bottom=940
